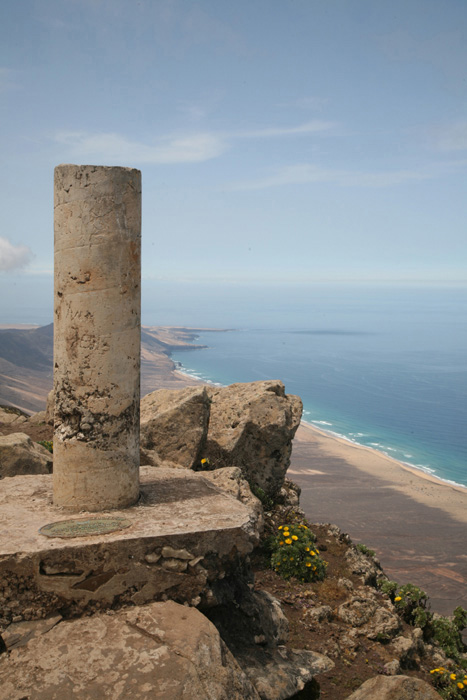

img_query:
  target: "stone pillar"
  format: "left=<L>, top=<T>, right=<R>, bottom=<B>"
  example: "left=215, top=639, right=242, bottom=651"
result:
left=53, top=164, right=141, bottom=511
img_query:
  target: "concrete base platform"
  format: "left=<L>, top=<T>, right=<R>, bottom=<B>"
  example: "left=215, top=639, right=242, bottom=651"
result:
left=0, top=467, right=260, bottom=625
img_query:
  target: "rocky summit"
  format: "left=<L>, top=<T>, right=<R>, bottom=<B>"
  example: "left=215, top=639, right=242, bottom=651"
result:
left=0, top=381, right=464, bottom=699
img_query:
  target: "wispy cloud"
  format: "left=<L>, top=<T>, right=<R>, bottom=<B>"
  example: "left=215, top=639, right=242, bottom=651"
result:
left=238, top=121, right=335, bottom=139
left=54, top=120, right=335, bottom=165
left=54, top=131, right=227, bottom=164
left=0, top=237, right=33, bottom=272
left=229, top=161, right=464, bottom=191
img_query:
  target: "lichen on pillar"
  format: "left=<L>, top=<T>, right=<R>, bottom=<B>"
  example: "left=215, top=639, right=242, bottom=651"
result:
left=53, top=164, right=141, bottom=511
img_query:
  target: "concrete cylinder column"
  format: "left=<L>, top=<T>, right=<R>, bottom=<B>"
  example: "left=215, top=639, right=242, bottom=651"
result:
left=53, top=164, right=141, bottom=511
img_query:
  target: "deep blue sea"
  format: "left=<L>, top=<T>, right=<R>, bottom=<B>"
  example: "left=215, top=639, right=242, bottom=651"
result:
left=165, top=285, right=467, bottom=489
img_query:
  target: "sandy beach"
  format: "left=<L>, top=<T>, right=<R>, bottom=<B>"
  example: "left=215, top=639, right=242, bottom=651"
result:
left=290, top=423, right=467, bottom=616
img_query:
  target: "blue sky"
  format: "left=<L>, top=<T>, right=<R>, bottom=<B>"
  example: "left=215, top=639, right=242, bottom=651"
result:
left=1, top=0, right=466, bottom=304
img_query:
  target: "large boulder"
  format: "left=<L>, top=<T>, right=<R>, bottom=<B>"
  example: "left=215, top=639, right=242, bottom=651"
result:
left=345, top=675, right=440, bottom=700
left=140, top=386, right=210, bottom=469
left=0, top=433, right=52, bottom=477
left=0, top=406, right=29, bottom=425
left=204, top=381, right=302, bottom=496
left=0, top=601, right=261, bottom=700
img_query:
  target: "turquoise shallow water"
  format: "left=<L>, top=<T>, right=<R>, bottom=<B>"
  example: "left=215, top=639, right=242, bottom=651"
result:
left=167, top=287, right=467, bottom=489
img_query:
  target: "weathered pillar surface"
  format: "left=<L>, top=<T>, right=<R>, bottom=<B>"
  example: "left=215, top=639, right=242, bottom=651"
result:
left=53, top=164, right=141, bottom=511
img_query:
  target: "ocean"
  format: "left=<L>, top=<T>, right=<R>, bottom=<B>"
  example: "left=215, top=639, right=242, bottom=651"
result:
left=163, top=284, right=467, bottom=490
left=2, top=278, right=466, bottom=488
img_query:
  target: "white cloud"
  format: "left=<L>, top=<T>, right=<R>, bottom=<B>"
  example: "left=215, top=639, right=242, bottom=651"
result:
left=229, top=162, right=460, bottom=191
left=238, top=121, right=335, bottom=139
left=54, top=120, right=335, bottom=166
left=54, top=131, right=228, bottom=165
left=0, top=237, right=33, bottom=272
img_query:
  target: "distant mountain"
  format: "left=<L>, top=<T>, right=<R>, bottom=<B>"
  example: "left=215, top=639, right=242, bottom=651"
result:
left=0, top=324, right=53, bottom=371
left=0, top=324, right=204, bottom=414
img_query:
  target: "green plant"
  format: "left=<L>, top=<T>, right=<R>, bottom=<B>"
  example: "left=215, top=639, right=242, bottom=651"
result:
left=356, top=543, right=376, bottom=557
left=270, top=523, right=327, bottom=582
left=453, top=607, right=467, bottom=631
left=430, top=667, right=467, bottom=699
left=378, top=579, right=398, bottom=599
left=431, top=607, right=467, bottom=663
left=393, top=583, right=431, bottom=629
left=249, top=482, right=274, bottom=510
left=38, top=440, right=53, bottom=453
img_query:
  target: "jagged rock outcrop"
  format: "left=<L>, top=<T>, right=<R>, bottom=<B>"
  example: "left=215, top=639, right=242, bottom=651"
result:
left=345, top=544, right=383, bottom=585
left=336, top=592, right=401, bottom=641
left=344, top=674, right=441, bottom=699
left=0, top=433, right=52, bottom=477
left=140, top=380, right=302, bottom=497
left=204, top=381, right=302, bottom=496
left=140, top=386, right=210, bottom=469
left=205, top=583, right=333, bottom=700
left=390, top=629, right=426, bottom=668
left=0, top=601, right=261, bottom=700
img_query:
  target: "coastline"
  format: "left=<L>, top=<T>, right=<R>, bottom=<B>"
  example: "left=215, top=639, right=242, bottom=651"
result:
left=297, top=421, right=467, bottom=508
left=290, top=422, right=467, bottom=615
left=2, top=323, right=465, bottom=613
left=176, top=365, right=467, bottom=504
left=175, top=366, right=467, bottom=613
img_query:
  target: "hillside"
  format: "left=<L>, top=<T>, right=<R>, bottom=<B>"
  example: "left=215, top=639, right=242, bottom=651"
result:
left=0, top=324, right=211, bottom=413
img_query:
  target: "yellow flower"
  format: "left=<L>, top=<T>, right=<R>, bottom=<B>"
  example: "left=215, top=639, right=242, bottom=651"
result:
left=457, top=683, right=464, bottom=690
left=292, top=535, right=298, bottom=541
left=305, top=547, right=310, bottom=552
left=278, top=525, right=283, bottom=530
left=394, top=596, right=402, bottom=602
left=201, top=458, right=208, bottom=464
left=279, top=541, right=284, bottom=546
left=430, top=669, right=437, bottom=674
left=290, top=557, right=294, bottom=561
left=306, top=562, right=311, bottom=567
left=310, top=551, right=316, bottom=556
left=285, top=538, right=292, bottom=545
left=450, top=674, right=456, bottom=680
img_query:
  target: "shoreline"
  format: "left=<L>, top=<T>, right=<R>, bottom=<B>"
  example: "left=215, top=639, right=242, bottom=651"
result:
left=298, top=420, right=467, bottom=499
left=175, top=364, right=467, bottom=611
left=290, top=423, right=467, bottom=615
left=293, top=421, right=467, bottom=525
left=175, top=366, right=467, bottom=500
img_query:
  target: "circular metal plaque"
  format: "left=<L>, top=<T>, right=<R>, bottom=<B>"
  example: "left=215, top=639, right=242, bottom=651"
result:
left=39, top=517, right=132, bottom=539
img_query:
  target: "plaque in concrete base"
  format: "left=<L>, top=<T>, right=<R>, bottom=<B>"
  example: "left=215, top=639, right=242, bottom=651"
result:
left=39, top=516, right=132, bottom=538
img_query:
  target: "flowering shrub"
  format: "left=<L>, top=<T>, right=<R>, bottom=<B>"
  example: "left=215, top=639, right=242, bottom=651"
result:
left=392, top=583, right=430, bottom=628
left=430, top=667, right=467, bottom=699
left=270, top=523, right=327, bottom=582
